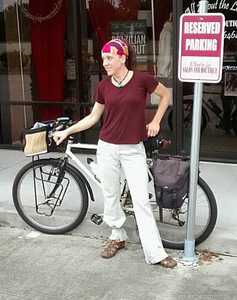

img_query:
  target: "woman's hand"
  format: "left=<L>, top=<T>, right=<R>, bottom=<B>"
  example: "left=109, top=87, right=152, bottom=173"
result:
left=146, top=82, right=170, bottom=137
left=53, top=130, right=68, bottom=145
left=146, top=121, right=160, bottom=137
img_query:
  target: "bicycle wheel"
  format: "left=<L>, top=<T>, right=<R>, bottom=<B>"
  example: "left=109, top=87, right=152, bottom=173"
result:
left=12, top=158, right=89, bottom=234
left=152, top=177, right=217, bottom=250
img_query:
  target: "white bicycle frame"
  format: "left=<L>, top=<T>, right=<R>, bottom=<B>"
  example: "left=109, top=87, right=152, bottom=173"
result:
left=64, top=141, right=157, bottom=212
left=66, top=142, right=100, bottom=187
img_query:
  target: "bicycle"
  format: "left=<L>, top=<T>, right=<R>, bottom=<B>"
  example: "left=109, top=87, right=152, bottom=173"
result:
left=12, top=117, right=218, bottom=250
left=168, top=94, right=237, bottom=136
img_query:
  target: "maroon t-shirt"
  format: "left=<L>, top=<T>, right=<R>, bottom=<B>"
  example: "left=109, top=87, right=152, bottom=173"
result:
left=94, top=71, right=159, bottom=144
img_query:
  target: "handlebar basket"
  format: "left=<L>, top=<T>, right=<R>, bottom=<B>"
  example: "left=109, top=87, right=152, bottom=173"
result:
left=24, top=126, right=49, bottom=156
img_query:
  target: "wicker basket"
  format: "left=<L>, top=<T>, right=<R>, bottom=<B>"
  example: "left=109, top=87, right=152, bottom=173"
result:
left=24, top=126, right=48, bottom=156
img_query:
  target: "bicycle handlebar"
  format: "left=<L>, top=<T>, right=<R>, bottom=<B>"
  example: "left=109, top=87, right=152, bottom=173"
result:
left=35, top=117, right=75, bottom=150
left=39, top=118, right=172, bottom=155
left=39, top=117, right=74, bottom=136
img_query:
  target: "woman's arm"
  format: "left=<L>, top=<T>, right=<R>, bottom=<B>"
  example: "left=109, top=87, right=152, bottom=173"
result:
left=146, top=82, right=170, bottom=137
left=53, top=102, right=105, bottom=145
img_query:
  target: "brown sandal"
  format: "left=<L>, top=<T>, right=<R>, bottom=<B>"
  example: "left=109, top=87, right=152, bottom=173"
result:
left=101, top=240, right=126, bottom=259
left=159, top=256, right=177, bottom=268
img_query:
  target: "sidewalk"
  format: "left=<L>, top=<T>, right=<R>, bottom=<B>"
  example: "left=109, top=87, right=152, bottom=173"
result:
left=0, top=225, right=237, bottom=300
left=0, top=149, right=237, bottom=255
left=0, top=149, right=237, bottom=299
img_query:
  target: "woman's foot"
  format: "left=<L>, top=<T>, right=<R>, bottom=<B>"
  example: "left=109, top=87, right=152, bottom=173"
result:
left=158, top=256, right=177, bottom=268
left=101, top=240, right=126, bottom=258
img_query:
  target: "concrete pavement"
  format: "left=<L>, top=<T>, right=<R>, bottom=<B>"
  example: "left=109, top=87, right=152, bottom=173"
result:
left=0, top=149, right=237, bottom=299
left=0, top=225, right=237, bottom=300
left=0, top=149, right=237, bottom=255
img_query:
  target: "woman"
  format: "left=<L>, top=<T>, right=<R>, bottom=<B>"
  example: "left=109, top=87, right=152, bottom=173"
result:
left=53, top=39, right=177, bottom=268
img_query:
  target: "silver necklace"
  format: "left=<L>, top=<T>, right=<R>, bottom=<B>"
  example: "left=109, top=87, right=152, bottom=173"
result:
left=112, top=70, right=129, bottom=88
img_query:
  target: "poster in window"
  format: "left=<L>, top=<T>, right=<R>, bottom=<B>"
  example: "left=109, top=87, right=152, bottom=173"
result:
left=111, top=20, right=147, bottom=62
left=224, top=71, right=237, bottom=96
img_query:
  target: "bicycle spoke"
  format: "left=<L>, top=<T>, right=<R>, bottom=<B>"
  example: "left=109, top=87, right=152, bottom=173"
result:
left=13, top=159, right=88, bottom=234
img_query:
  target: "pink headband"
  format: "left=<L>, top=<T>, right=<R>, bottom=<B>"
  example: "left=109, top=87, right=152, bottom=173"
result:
left=101, top=39, right=129, bottom=57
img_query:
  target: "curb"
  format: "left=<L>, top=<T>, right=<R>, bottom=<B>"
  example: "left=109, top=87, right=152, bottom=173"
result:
left=1, top=205, right=237, bottom=257
left=0, top=205, right=140, bottom=243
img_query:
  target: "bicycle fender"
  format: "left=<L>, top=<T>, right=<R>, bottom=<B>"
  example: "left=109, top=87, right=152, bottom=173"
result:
left=66, top=162, right=95, bottom=202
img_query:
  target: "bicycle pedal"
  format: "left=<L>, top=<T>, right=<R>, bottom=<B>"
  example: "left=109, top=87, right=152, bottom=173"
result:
left=91, top=214, right=103, bottom=225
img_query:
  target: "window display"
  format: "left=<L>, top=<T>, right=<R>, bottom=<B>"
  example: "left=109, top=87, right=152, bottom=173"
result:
left=27, top=0, right=66, bottom=121
left=85, top=0, right=174, bottom=145
left=0, top=0, right=79, bottom=145
left=183, top=0, right=237, bottom=157
left=0, top=0, right=236, bottom=160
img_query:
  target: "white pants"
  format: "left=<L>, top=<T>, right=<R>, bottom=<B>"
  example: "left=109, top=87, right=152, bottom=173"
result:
left=97, top=139, right=168, bottom=264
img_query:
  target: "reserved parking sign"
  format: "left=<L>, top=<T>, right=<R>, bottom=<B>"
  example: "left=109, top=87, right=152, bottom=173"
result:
left=178, top=13, right=225, bottom=83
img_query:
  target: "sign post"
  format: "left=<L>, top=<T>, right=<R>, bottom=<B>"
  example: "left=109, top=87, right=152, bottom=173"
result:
left=178, top=0, right=225, bottom=263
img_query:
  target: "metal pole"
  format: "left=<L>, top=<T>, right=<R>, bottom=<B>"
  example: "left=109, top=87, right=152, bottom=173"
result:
left=183, top=0, right=208, bottom=263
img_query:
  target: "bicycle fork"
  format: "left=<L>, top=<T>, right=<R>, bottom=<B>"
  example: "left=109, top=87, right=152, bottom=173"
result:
left=33, top=157, right=70, bottom=216
left=47, top=158, right=67, bottom=198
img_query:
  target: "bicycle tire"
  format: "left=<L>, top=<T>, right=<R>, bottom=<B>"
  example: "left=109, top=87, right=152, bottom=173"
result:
left=12, top=158, right=89, bottom=234
left=153, top=176, right=217, bottom=250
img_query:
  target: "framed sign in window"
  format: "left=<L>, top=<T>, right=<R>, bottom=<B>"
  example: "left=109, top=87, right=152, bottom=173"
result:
left=111, top=20, right=147, bottom=58
left=224, top=71, right=237, bottom=96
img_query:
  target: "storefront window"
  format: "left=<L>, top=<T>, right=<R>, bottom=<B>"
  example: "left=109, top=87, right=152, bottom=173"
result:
left=182, top=0, right=237, bottom=159
left=0, top=0, right=80, bottom=145
left=0, top=0, right=175, bottom=146
left=83, top=0, right=174, bottom=146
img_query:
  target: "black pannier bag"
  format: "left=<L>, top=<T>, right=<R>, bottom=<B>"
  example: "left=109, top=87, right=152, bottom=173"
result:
left=151, top=156, right=190, bottom=209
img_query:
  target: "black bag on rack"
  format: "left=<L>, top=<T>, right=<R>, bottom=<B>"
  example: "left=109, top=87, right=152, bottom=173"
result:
left=151, top=157, right=190, bottom=209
